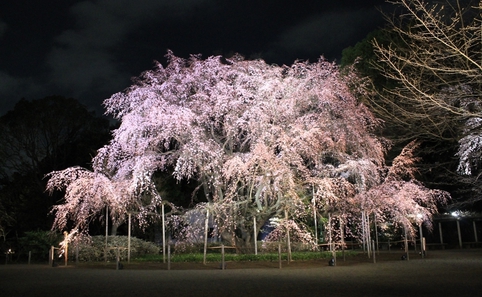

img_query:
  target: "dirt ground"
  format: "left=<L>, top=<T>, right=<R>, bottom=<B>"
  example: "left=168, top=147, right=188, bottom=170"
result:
left=1, top=249, right=482, bottom=297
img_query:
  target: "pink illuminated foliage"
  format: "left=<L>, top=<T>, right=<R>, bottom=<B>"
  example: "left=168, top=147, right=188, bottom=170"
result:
left=45, top=166, right=162, bottom=236
left=95, top=51, right=388, bottom=248
left=379, top=142, right=448, bottom=226
left=47, top=51, right=448, bottom=249
left=344, top=141, right=449, bottom=244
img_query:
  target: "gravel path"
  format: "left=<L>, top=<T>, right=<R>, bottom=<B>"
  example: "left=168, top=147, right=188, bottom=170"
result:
left=1, top=249, right=481, bottom=297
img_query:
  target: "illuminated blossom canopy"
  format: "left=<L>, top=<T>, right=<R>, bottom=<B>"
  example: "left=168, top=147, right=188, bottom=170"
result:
left=47, top=51, right=448, bottom=248
left=45, top=166, right=162, bottom=234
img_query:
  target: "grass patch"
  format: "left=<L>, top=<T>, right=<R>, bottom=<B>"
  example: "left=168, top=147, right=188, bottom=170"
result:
left=133, top=250, right=356, bottom=263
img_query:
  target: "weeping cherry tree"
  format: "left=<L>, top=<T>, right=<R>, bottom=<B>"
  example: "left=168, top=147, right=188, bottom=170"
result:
left=47, top=51, right=449, bottom=252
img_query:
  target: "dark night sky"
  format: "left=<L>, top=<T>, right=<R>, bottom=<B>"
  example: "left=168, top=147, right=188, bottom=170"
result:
left=0, top=0, right=390, bottom=116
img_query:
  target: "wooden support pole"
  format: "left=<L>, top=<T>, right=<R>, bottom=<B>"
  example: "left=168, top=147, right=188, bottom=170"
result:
left=49, top=246, right=54, bottom=267
left=340, top=219, right=345, bottom=261
left=473, top=221, right=478, bottom=243
left=404, top=227, right=409, bottom=261
left=116, top=247, right=120, bottom=270
left=313, top=185, right=318, bottom=245
left=278, top=243, right=282, bottom=269
left=372, top=240, right=376, bottom=263
left=456, top=220, right=463, bottom=248
left=419, top=223, right=424, bottom=258
left=361, top=212, right=366, bottom=252
left=253, top=216, right=257, bottom=255
left=221, top=244, right=225, bottom=270
left=75, top=245, right=79, bottom=265
left=128, top=213, right=131, bottom=264
left=63, top=231, right=69, bottom=267
left=366, top=213, right=371, bottom=257
left=438, top=222, right=444, bottom=248
left=105, top=206, right=109, bottom=262
left=162, top=204, right=166, bottom=263
left=332, top=242, right=336, bottom=266
left=203, top=209, right=209, bottom=265
left=285, top=209, right=291, bottom=262
left=374, top=214, right=379, bottom=254
left=167, top=243, right=171, bottom=271
left=328, top=212, right=332, bottom=253
left=422, top=237, right=426, bottom=257
left=65, top=243, right=68, bottom=267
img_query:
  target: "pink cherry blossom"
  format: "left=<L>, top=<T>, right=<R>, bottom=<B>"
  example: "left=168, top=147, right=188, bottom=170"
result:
left=46, top=53, right=449, bottom=249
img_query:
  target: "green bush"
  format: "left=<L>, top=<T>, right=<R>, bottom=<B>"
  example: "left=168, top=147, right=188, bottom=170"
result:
left=18, top=230, right=62, bottom=262
left=72, top=235, right=160, bottom=262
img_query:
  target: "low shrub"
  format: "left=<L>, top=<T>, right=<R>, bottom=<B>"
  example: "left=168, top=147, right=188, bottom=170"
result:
left=71, top=235, right=160, bottom=262
left=17, top=231, right=62, bottom=262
